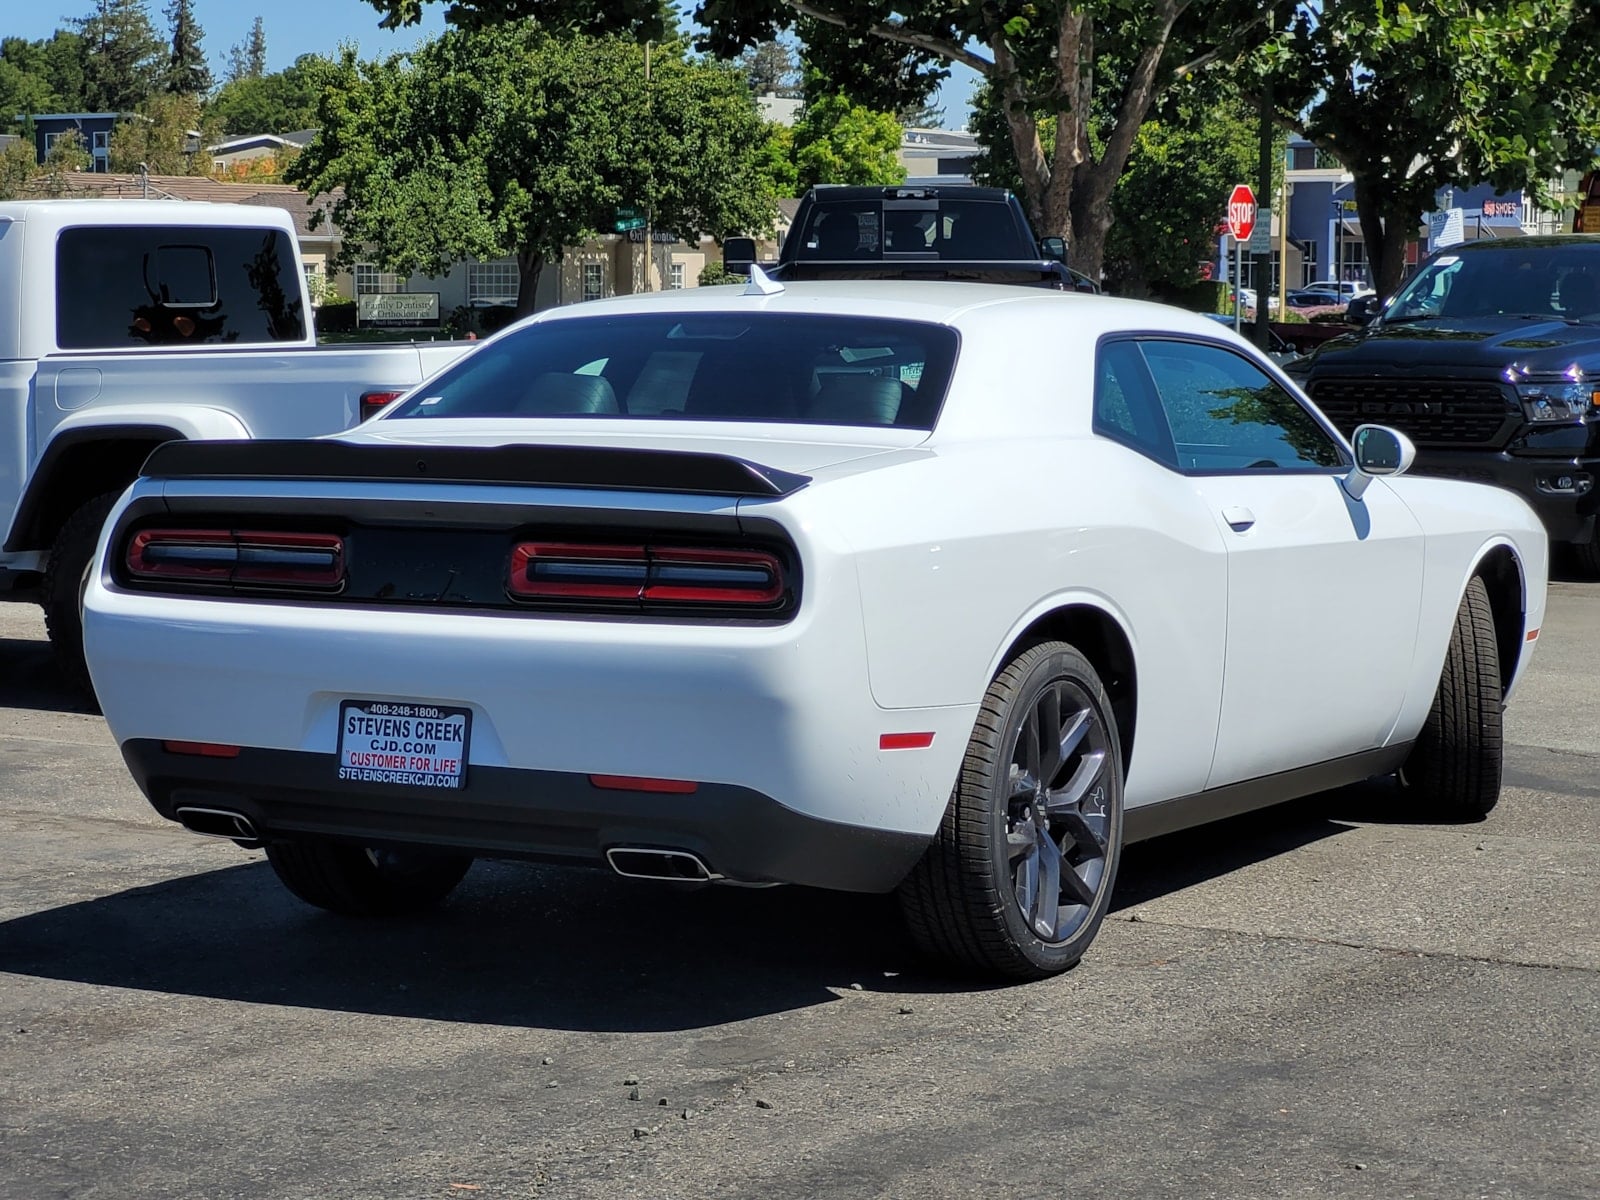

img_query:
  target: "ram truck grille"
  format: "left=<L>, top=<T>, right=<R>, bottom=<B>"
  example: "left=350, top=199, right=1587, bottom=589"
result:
left=1309, top=378, right=1516, bottom=447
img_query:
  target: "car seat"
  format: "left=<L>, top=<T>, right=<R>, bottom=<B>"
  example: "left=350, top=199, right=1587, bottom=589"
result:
left=807, top=375, right=903, bottom=425
left=514, top=372, right=619, bottom=415
left=1559, top=270, right=1599, bottom=316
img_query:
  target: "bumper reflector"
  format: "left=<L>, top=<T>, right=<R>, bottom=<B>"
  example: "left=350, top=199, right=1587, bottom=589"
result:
left=588, top=774, right=699, bottom=794
left=163, top=740, right=242, bottom=758
left=1526, top=628, right=1540, bottom=642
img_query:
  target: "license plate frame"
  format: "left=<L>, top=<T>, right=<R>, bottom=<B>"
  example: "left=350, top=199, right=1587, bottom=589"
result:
left=336, top=700, right=472, bottom=790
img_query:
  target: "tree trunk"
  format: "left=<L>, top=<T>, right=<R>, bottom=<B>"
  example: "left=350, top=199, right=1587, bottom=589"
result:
left=1067, top=165, right=1117, bottom=281
left=515, top=249, right=546, bottom=319
left=1351, top=175, right=1411, bottom=299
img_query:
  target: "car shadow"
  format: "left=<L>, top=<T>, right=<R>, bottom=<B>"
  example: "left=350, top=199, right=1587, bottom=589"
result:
left=0, top=785, right=1393, bottom=1030
left=0, top=635, right=97, bottom=716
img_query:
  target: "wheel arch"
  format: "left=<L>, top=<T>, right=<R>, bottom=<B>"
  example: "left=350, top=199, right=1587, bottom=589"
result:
left=5, top=424, right=187, bottom=553
left=989, top=601, right=1138, bottom=779
left=1471, top=542, right=1526, bottom=695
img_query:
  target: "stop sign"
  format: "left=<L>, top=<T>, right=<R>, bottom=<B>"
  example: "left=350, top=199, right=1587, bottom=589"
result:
left=1227, top=184, right=1257, bottom=241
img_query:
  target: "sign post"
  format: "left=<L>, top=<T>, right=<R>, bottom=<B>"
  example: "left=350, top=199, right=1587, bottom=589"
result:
left=1227, top=184, right=1257, bottom=332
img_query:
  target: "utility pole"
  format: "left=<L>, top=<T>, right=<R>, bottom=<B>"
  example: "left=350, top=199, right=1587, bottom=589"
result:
left=1251, top=9, right=1275, bottom=351
left=641, top=40, right=653, bottom=293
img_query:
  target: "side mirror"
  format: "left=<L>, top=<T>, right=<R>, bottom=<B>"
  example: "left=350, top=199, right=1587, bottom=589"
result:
left=1342, top=424, right=1416, bottom=500
left=722, top=236, right=756, bottom=277
left=1346, top=294, right=1383, bottom=326
left=1038, top=236, right=1067, bottom=263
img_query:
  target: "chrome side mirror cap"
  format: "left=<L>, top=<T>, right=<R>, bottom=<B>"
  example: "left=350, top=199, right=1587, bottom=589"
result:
left=1342, top=424, right=1416, bottom=500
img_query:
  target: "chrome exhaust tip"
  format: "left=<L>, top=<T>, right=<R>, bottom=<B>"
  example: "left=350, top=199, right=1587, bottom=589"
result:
left=175, top=806, right=260, bottom=844
left=604, top=847, right=719, bottom=883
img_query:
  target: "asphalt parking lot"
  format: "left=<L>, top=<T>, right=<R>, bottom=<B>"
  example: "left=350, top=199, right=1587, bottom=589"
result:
left=1, top=587, right=1596, bottom=1200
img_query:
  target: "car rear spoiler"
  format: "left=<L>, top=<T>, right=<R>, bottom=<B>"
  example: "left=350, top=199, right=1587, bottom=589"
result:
left=773, top=259, right=1088, bottom=290
left=139, top=440, right=813, bottom=498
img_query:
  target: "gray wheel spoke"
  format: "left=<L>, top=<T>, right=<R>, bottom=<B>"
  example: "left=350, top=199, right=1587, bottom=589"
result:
left=1058, top=854, right=1098, bottom=908
left=1006, top=813, right=1037, bottom=861
left=1036, top=685, right=1063, bottom=786
left=1014, top=845, right=1040, bottom=921
left=1032, top=834, right=1062, bottom=939
left=1052, top=708, right=1092, bottom=787
left=1055, top=808, right=1107, bottom=859
left=1045, top=750, right=1108, bottom=816
left=1020, top=718, right=1042, bottom=788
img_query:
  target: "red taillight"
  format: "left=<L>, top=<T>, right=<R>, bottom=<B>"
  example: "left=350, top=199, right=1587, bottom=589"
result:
left=509, top=541, right=786, bottom=610
left=359, top=389, right=405, bottom=422
left=127, top=529, right=345, bottom=591
left=879, top=732, right=936, bottom=751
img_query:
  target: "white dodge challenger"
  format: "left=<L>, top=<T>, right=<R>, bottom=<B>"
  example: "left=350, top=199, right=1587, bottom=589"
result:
left=83, top=278, right=1547, bottom=979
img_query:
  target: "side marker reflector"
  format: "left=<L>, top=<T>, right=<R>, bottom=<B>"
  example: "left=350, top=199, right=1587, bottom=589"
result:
left=1526, top=628, right=1540, bottom=642
left=879, top=732, right=935, bottom=751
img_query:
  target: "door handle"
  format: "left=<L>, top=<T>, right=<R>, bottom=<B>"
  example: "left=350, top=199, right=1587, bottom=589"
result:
left=1221, top=505, right=1256, bottom=532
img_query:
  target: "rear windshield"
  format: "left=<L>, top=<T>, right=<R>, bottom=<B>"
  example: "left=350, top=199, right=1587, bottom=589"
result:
left=793, top=199, right=1026, bottom=261
left=55, top=225, right=307, bottom=349
left=388, top=313, right=960, bottom=430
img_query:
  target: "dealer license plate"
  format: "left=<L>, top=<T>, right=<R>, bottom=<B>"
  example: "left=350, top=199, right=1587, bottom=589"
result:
left=336, top=701, right=471, bottom=790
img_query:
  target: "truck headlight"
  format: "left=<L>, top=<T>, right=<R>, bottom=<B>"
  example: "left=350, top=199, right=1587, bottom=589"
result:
left=1516, top=380, right=1597, bottom=421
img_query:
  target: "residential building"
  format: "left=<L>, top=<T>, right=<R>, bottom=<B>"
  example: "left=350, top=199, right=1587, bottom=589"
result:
left=898, top=127, right=978, bottom=187
left=208, top=130, right=318, bottom=172
left=20, top=113, right=122, bottom=172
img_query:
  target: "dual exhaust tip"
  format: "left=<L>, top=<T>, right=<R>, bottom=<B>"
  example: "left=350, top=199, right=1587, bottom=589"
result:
left=175, top=806, right=260, bottom=845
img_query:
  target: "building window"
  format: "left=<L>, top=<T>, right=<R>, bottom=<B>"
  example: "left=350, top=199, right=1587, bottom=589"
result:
left=353, top=263, right=405, bottom=295
left=43, top=132, right=59, bottom=153
left=582, top=263, right=604, bottom=302
left=92, top=131, right=108, bottom=151
left=1299, top=245, right=1317, bottom=289
left=669, top=262, right=685, bottom=290
left=468, top=259, right=520, bottom=306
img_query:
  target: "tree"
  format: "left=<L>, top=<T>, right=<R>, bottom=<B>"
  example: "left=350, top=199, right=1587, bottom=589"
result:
left=209, top=54, right=330, bottom=135
left=794, top=19, right=946, bottom=124
left=736, top=38, right=799, bottom=96
left=1259, top=0, right=1600, bottom=298
left=357, top=0, right=1282, bottom=279
left=163, top=0, right=212, bottom=95
left=228, top=17, right=269, bottom=83
left=972, top=78, right=1264, bottom=296
left=71, top=0, right=165, bottom=113
left=38, top=127, right=90, bottom=196
left=108, top=92, right=221, bottom=174
left=288, top=25, right=779, bottom=318
left=0, top=33, right=89, bottom=114
left=791, top=93, right=904, bottom=190
left=0, top=135, right=41, bottom=200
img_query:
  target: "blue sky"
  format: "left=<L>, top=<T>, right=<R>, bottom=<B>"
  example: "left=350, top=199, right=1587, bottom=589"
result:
left=6, top=0, right=977, bottom=127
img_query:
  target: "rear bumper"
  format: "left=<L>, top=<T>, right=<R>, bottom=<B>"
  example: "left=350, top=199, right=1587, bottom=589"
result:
left=124, top=741, right=929, bottom=892
left=1409, top=449, right=1599, bottom=545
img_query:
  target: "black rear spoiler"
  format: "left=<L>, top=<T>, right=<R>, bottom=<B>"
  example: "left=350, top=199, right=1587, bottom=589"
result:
left=139, top=440, right=812, bottom=498
left=774, top=259, right=1080, bottom=289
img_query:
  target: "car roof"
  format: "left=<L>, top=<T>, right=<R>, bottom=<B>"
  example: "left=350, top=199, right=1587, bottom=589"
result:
left=522, top=280, right=1232, bottom=343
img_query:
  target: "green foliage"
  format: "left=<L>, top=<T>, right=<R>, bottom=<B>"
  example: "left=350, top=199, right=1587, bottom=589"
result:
left=208, top=55, right=330, bottom=135
left=288, top=25, right=779, bottom=316
left=698, top=261, right=747, bottom=285
left=364, top=0, right=680, bottom=39
left=1259, top=0, right=1600, bottom=295
left=736, top=39, right=799, bottom=96
left=791, top=93, right=904, bottom=190
left=751, top=121, right=798, bottom=197
left=0, top=136, right=41, bottom=200
left=162, top=0, right=212, bottom=95
left=109, top=92, right=221, bottom=174
left=71, top=0, right=165, bottom=113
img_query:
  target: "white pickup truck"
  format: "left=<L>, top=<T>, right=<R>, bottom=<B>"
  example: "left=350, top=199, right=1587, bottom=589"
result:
left=0, top=200, right=474, bottom=694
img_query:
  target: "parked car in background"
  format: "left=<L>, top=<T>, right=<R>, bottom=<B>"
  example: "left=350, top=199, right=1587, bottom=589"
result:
left=0, top=200, right=473, bottom=694
left=1305, top=279, right=1375, bottom=298
left=1286, top=288, right=1349, bottom=309
left=84, top=279, right=1546, bottom=981
left=1293, top=235, right=1600, bottom=575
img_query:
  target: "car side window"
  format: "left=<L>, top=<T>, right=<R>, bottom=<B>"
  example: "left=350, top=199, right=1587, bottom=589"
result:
left=1137, top=340, right=1345, bottom=472
left=1092, top=339, right=1177, bottom=468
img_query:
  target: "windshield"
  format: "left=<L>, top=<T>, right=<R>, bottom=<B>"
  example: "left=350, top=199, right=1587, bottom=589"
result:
left=388, top=312, right=960, bottom=430
left=793, top=200, right=1026, bottom=260
left=1385, top=243, right=1600, bottom=323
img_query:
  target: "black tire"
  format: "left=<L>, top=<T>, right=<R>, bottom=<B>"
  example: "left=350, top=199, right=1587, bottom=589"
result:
left=1572, top=530, right=1600, bottom=580
left=1401, top=576, right=1503, bottom=819
left=265, top=839, right=473, bottom=916
left=42, top=490, right=120, bottom=703
left=897, top=641, right=1124, bottom=980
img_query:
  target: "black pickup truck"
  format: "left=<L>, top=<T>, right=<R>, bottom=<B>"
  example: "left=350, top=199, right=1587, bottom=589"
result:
left=723, top=185, right=1099, bottom=292
left=1291, top=235, right=1600, bottom=573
